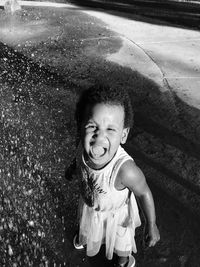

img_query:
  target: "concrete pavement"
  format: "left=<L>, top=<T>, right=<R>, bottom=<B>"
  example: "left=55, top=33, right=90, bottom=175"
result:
left=82, top=7, right=200, bottom=110
left=1, top=1, right=200, bottom=108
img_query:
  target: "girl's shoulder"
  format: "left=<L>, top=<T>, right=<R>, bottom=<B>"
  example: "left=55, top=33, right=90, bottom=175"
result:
left=118, top=159, right=139, bottom=179
left=115, top=159, right=145, bottom=191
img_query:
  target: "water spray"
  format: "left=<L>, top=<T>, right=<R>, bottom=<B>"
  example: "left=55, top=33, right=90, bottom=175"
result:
left=4, top=0, right=21, bottom=14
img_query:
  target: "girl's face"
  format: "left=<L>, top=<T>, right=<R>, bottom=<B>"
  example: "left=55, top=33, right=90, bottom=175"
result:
left=81, top=103, right=129, bottom=169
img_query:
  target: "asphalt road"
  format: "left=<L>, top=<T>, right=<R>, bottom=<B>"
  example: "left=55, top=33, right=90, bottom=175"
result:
left=71, top=0, right=200, bottom=29
left=0, top=2, right=200, bottom=266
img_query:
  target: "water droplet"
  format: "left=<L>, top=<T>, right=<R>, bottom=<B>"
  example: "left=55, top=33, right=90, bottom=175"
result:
left=8, top=244, right=13, bottom=256
left=28, top=220, right=34, bottom=227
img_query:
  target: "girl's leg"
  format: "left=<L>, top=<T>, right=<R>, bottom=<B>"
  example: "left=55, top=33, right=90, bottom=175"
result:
left=116, top=256, right=129, bottom=267
left=115, top=255, right=135, bottom=267
left=73, top=229, right=84, bottom=249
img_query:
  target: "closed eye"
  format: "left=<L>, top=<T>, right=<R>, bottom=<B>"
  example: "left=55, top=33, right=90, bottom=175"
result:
left=86, top=124, right=96, bottom=130
left=107, top=128, right=116, bottom=132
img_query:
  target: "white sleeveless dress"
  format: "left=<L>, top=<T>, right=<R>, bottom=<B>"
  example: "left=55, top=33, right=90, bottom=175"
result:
left=77, top=145, right=141, bottom=260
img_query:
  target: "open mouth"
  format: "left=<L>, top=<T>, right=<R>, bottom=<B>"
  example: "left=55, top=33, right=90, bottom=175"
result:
left=91, top=145, right=107, bottom=158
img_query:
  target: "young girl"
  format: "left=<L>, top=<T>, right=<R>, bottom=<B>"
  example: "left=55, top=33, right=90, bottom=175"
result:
left=72, top=83, right=160, bottom=267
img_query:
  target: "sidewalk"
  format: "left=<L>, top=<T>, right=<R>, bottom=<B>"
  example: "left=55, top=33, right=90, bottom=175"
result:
left=79, top=3, right=200, bottom=110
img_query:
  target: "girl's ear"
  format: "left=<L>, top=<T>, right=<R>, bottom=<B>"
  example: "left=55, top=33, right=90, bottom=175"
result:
left=121, top=128, right=130, bottom=144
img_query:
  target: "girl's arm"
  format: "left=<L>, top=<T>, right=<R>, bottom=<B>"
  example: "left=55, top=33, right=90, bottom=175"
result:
left=117, top=160, right=160, bottom=247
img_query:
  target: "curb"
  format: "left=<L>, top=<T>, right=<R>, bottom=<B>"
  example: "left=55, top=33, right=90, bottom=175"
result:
left=0, top=0, right=78, bottom=7
left=106, top=36, right=169, bottom=92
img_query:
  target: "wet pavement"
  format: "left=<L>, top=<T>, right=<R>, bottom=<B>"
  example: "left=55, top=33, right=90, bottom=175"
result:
left=0, top=1, right=200, bottom=266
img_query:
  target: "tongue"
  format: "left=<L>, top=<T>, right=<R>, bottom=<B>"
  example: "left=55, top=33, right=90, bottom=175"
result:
left=92, top=146, right=104, bottom=157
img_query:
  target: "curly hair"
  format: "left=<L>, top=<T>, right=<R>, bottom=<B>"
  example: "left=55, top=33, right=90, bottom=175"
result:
left=75, top=83, right=134, bottom=129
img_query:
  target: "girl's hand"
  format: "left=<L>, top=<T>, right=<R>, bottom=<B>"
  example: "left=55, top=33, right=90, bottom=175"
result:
left=144, top=223, right=160, bottom=247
